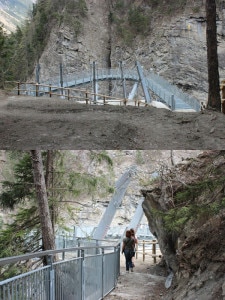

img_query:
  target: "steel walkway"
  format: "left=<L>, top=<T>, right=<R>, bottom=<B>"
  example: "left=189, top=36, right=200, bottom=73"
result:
left=38, top=62, right=201, bottom=111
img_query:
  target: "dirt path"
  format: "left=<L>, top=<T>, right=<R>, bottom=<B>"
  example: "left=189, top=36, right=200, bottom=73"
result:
left=0, top=93, right=225, bottom=149
left=104, top=255, right=167, bottom=300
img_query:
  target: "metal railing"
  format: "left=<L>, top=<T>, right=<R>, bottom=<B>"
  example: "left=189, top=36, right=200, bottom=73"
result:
left=147, top=71, right=201, bottom=111
left=5, top=65, right=202, bottom=111
left=0, top=242, right=120, bottom=300
left=34, top=64, right=200, bottom=111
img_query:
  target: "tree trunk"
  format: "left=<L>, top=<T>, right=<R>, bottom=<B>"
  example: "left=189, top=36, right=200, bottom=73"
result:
left=30, top=150, right=55, bottom=251
left=206, top=0, right=221, bottom=111
left=45, top=150, right=56, bottom=236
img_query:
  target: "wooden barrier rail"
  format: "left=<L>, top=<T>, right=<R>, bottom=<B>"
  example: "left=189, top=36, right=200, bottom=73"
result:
left=135, top=239, right=162, bottom=264
left=4, top=81, right=148, bottom=107
left=220, top=81, right=225, bottom=114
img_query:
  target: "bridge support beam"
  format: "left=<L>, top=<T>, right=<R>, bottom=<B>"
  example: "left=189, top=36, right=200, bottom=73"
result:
left=119, top=61, right=127, bottom=101
left=128, top=197, right=144, bottom=233
left=35, top=63, right=40, bottom=84
left=92, top=61, right=97, bottom=104
left=92, top=166, right=136, bottom=240
left=136, top=61, right=151, bottom=104
left=128, top=82, right=139, bottom=101
left=60, top=63, right=63, bottom=96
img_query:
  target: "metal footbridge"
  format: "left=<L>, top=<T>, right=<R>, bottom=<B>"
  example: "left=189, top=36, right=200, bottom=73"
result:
left=0, top=166, right=154, bottom=300
left=33, top=61, right=201, bottom=112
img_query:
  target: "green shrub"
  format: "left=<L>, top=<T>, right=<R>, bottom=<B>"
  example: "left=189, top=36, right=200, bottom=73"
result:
left=114, top=0, right=125, bottom=10
left=128, top=7, right=149, bottom=34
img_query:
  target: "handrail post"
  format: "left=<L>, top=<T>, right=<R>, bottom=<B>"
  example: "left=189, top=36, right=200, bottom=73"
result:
left=101, top=247, right=105, bottom=299
left=103, top=96, right=106, bottom=105
left=78, top=239, right=81, bottom=257
left=152, top=239, right=156, bottom=264
left=92, top=61, right=97, bottom=104
left=96, top=239, right=99, bottom=255
left=62, top=233, right=65, bottom=260
left=143, top=240, right=145, bottom=262
left=49, top=85, right=52, bottom=98
left=60, top=62, right=63, bottom=96
left=81, top=249, right=85, bottom=300
left=114, top=246, right=117, bottom=288
left=46, top=255, right=55, bottom=300
left=118, top=244, right=121, bottom=277
left=171, top=95, right=175, bottom=111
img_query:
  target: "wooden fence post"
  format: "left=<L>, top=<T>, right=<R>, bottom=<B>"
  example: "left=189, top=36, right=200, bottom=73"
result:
left=86, top=91, right=88, bottom=105
left=221, top=82, right=225, bottom=114
left=152, top=239, right=156, bottom=264
left=67, top=89, right=70, bottom=101
left=35, top=83, right=39, bottom=97
left=222, top=100, right=225, bottom=114
left=143, top=240, right=145, bottom=262
left=49, top=85, right=52, bottom=98
left=17, top=82, right=20, bottom=96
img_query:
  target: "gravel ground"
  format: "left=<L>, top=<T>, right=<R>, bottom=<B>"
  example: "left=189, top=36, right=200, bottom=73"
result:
left=0, top=92, right=225, bottom=149
left=104, top=254, right=168, bottom=300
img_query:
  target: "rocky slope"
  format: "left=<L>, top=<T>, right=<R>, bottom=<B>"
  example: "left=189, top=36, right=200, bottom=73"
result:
left=0, top=0, right=35, bottom=32
left=142, top=150, right=225, bottom=300
left=34, top=0, right=225, bottom=106
left=0, top=150, right=201, bottom=229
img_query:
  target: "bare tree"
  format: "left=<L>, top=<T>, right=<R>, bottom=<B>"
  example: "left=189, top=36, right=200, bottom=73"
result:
left=206, top=0, right=221, bottom=111
left=30, top=150, right=55, bottom=251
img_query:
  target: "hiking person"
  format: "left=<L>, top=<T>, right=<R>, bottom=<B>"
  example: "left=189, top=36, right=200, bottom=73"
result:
left=121, top=230, right=135, bottom=273
left=130, top=228, right=138, bottom=267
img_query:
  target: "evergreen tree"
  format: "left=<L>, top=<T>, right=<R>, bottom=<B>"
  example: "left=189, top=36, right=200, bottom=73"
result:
left=0, top=150, right=114, bottom=278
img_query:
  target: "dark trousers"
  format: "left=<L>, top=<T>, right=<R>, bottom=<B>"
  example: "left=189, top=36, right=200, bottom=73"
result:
left=124, top=249, right=133, bottom=271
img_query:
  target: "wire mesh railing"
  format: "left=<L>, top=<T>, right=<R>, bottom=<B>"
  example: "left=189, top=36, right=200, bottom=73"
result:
left=146, top=71, right=201, bottom=111
left=0, top=242, right=120, bottom=300
left=0, top=266, right=50, bottom=300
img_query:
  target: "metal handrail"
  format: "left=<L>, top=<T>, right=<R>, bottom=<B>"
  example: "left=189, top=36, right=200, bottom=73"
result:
left=0, top=243, right=119, bottom=267
left=0, top=242, right=121, bottom=300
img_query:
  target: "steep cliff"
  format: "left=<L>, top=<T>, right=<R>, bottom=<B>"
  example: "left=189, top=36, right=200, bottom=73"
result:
left=35, top=0, right=225, bottom=105
left=0, top=0, right=35, bottom=32
left=142, top=150, right=225, bottom=300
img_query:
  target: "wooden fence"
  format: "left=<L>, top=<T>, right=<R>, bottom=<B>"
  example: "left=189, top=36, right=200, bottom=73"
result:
left=220, top=81, right=225, bottom=114
left=135, top=239, right=162, bottom=264
left=4, top=81, right=147, bottom=107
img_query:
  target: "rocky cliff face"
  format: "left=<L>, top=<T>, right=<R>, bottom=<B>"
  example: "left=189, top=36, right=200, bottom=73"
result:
left=0, top=150, right=200, bottom=229
left=0, top=0, right=35, bottom=32
left=36, top=0, right=225, bottom=105
left=59, top=150, right=200, bottom=227
left=142, top=151, right=225, bottom=300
